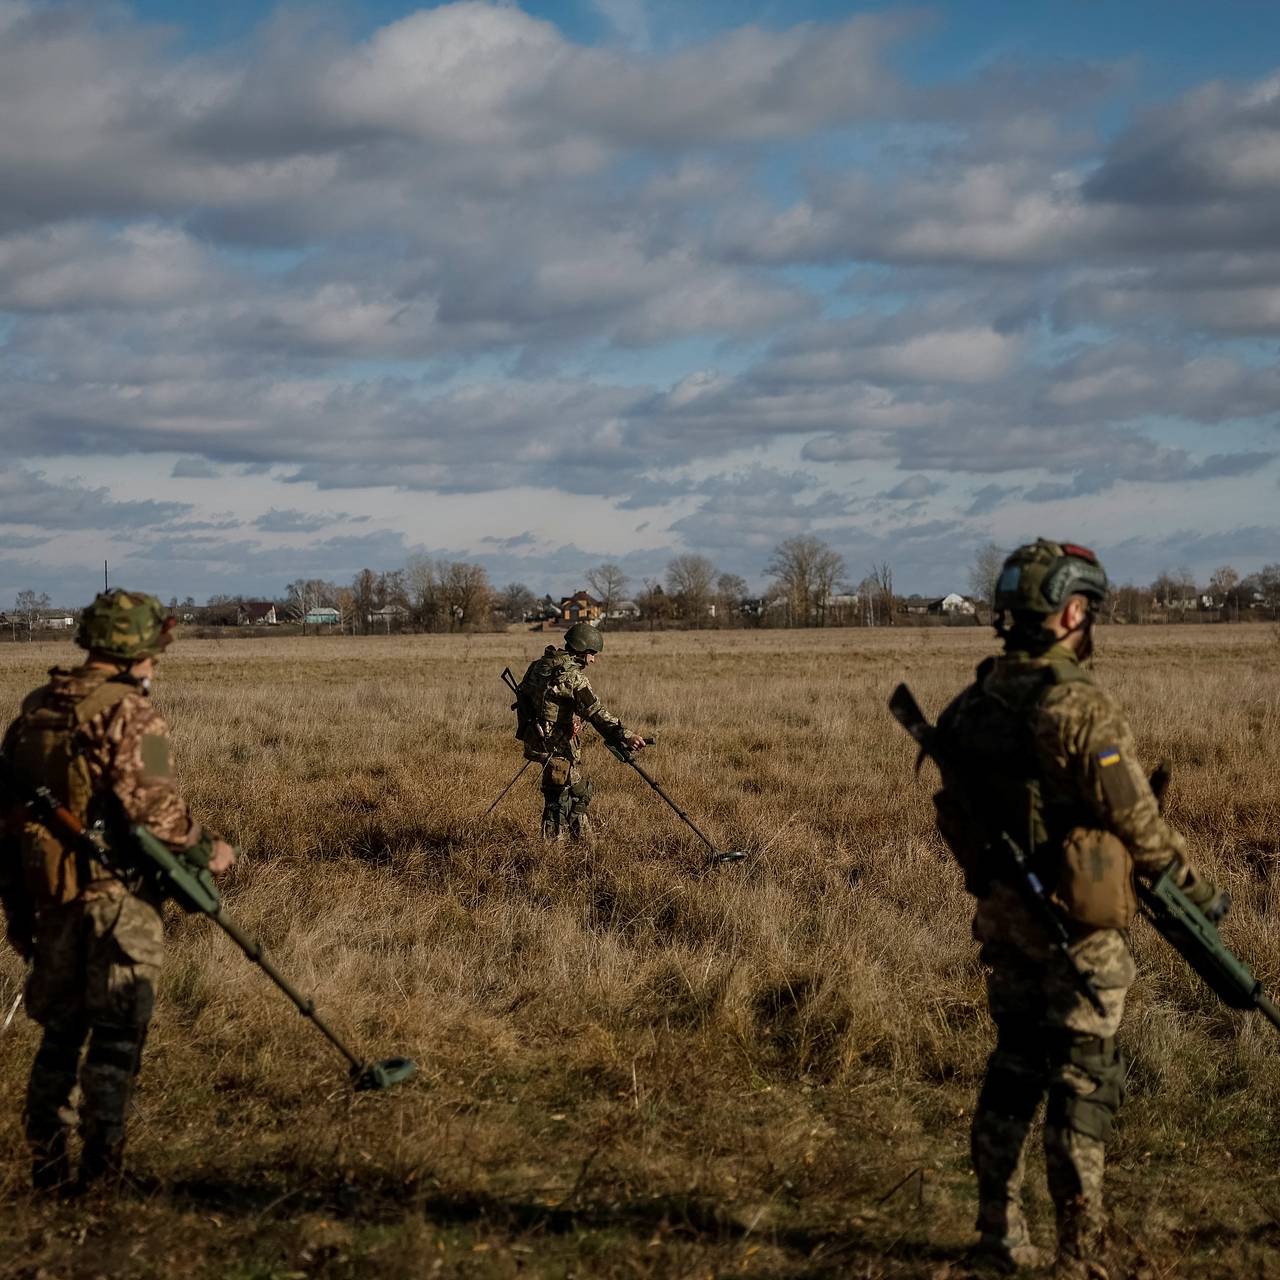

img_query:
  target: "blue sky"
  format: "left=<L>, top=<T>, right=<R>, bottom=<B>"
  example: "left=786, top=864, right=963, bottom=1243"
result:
left=4, top=0, right=1280, bottom=605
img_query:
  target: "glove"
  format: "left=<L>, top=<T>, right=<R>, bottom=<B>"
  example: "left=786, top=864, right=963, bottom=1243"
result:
left=1184, top=875, right=1231, bottom=924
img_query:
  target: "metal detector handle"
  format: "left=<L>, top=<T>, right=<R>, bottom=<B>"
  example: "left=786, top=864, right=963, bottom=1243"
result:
left=605, top=734, right=657, bottom=765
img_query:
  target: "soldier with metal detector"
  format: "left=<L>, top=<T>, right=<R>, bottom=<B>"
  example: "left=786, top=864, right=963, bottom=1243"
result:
left=0, top=590, right=415, bottom=1195
left=510, top=622, right=647, bottom=840
left=0, top=590, right=236, bottom=1192
left=890, top=540, right=1233, bottom=1279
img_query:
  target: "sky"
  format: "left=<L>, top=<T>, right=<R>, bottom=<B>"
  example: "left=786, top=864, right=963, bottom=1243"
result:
left=5, top=0, right=1280, bottom=606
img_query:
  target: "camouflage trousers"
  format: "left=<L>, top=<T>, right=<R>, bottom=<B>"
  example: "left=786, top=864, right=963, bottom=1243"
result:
left=539, top=753, right=593, bottom=840
left=24, top=891, right=164, bottom=1170
left=971, top=886, right=1134, bottom=1265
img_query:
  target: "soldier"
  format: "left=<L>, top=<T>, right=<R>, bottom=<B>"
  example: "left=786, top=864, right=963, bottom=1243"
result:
left=931, top=541, right=1225, bottom=1279
left=517, top=623, right=646, bottom=840
left=0, top=589, right=235, bottom=1192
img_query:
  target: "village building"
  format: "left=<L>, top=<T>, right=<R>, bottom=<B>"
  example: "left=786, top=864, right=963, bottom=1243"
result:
left=237, top=601, right=278, bottom=626
left=560, top=591, right=603, bottom=623
left=304, top=606, right=341, bottom=626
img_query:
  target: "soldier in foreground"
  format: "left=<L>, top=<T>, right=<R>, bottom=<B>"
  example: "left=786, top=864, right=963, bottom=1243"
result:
left=928, top=541, right=1225, bottom=1278
left=516, top=623, right=646, bottom=839
left=0, top=589, right=235, bottom=1191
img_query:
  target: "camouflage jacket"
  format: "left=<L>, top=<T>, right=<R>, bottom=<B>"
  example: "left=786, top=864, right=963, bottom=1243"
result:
left=935, top=643, right=1190, bottom=888
left=1, top=666, right=217, bottom=917
left=518, top=647, right=627, bottom=760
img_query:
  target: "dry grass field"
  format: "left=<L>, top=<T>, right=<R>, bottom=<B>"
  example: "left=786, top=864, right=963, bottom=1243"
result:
left=2, top=625, right=1280, bottom=1279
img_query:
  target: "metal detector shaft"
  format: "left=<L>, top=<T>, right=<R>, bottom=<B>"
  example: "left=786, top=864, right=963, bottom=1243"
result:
left=621, top=754, right=719, bottom=856
left=209, top=909, right=363, bottom=1071
left=485, top=758, right=534, bottom=817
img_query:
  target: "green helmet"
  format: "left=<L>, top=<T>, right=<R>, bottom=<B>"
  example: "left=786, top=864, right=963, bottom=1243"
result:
left=76, top=588, right=175, bottom=661
left=994, top=539, right=1109, bottom=616
left=564, top=622, right=604, bottom=655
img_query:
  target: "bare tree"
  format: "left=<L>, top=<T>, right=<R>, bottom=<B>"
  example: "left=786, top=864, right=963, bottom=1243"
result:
left=715, top=573, right=748, bottom=626
left=636, top=579, right=671, bottom=630
left=497, top=582, right=536, bottom=622
left=405, top=554, right=444, bottom=630
left=869, top=562, right=895, bottom=626
left=666, top=554, right=717, bottom=627
left=584, top=563, right=629, bottom=616
left=351, top=568, right=379, bottom=635
left=284, top=578, right=336, bottom=630
left=443, top=561, right=493, bottom=629
left=768, top=535, right=846, bottom=626
left=968, top=543, right=1005, bottom=609
left=13, top=589, right=50, bottom=639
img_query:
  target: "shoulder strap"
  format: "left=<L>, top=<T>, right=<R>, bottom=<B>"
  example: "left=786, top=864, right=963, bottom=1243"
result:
left=73, top=677, right=137, bottom=727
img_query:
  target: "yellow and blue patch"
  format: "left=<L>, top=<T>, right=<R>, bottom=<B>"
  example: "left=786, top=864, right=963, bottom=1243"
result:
left=1096, top=747, right=1122, bottom=767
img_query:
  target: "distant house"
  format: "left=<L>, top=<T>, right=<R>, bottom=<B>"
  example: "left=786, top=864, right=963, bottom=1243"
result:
left=607, top=600, right=640, bottom=620
left=371, top=604, right=409, bottom=630
left=37, top=611, right=76, bottom=630
left=238, top=601, right=278, bottom=626
left=560, top=591, right=603, bottom=623
left=927, top=593, right=976, bottom=616
left=304, top=607, right=341, bottom=626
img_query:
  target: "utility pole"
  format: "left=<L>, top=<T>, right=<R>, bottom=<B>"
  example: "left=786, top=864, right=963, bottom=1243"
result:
left=104, top=560, right=109, bottom=592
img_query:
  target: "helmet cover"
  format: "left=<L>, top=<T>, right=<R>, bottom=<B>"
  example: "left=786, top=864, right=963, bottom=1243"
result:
left=994, top=539, right=1109, bottom=616
left=76, top=589, right=175, bottom=660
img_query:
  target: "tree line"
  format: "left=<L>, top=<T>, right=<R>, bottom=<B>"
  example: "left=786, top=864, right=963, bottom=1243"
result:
left=240, top=536, right=896, bottom=633
left=10, top=541, right=1280, bottom=638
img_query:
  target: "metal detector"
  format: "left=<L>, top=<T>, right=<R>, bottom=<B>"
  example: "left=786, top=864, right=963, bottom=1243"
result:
left=607, top=737, right=747, bottom=864
left=1, top=768, right=416, bottom=1092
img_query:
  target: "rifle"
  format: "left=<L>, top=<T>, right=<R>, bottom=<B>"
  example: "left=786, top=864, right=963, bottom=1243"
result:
left=502, top=667, right=542, bottom=747
left=888, top=683, right=1107, bottom=1017
left=0, top=766, right=415, bottom=1090
left=1142, top=766, right=1280, bottom=1033
left=605, top=736, right=747, bottom=865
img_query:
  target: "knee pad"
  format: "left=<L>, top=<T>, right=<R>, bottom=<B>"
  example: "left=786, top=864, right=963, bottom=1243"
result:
left=84, top=1023, right=146, bottom=1079
left=1046, top=1035, right=1124, bottom=1143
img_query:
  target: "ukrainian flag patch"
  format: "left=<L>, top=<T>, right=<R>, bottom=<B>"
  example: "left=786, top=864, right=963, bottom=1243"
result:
left=1097, top=748, right=1122, bottom=767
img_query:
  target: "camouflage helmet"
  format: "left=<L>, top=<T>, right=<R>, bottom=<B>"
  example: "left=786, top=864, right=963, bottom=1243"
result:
left=564, top=622, right=604, bottom=655
left=76, top=588, right=175, bottom=661
left=994, top=539, right=1109, bottom=616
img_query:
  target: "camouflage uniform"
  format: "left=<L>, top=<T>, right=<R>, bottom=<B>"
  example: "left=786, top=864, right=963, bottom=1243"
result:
left=518, top=645, right=629, bottom=839
left=937, top=640, right=1208, bottom=1273
left=0, top=594, right=220, bottom=1189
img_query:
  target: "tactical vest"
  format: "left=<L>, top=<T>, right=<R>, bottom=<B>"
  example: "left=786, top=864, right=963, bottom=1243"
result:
left=517, top=647, right=575, bottom=749
left=5, top=672, right=135, bottom=905
left=937, top=652, right=1092, bottom=880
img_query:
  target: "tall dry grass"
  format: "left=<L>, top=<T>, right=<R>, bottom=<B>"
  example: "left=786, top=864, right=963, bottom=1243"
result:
left=1, top=625, right=1279, bottom=1278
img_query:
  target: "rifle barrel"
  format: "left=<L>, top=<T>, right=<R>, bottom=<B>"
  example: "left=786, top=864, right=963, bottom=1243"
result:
left=1256, top=992, right=1280, bottom=1034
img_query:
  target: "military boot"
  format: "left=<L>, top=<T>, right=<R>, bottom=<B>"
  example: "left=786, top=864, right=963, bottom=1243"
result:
left=966, top=1234, right=1047, bottom=1273
left=541, top=806, right=564, bottom=842
left=30, top=1131, right=72, bottom=1194
left=77, top=1139, right=126, bottom=1194
left=1053, top=1199, right=1108, bottom=1280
